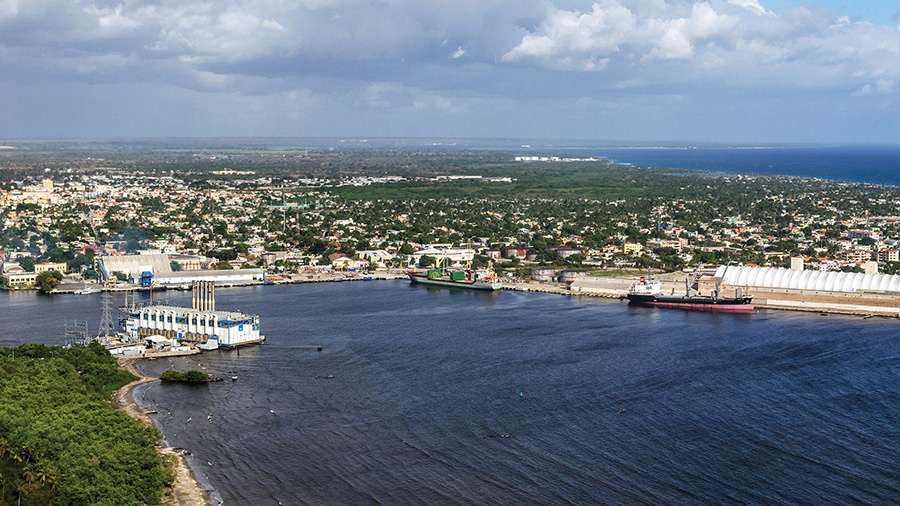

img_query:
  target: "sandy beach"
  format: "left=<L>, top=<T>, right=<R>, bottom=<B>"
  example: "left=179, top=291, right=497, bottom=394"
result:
left=115, top=357, right=213, bottom=506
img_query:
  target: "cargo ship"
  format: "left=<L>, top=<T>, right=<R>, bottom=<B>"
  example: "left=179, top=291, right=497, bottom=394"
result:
left=407, top=267, right=502, bottom=291
left=627, top=271, right=753, bottom=312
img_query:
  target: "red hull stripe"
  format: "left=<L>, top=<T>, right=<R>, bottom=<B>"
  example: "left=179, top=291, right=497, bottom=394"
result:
left=645, top=301, right=754, bottom=312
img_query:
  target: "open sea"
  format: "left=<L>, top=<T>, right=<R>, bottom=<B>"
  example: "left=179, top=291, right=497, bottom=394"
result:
left=543, top=145, right=900, bottom=186
left=4, top=282, right=900, bottom=505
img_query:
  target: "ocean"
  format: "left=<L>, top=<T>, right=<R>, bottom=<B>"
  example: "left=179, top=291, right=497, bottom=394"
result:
left=4, top=282, right=900, bottom=505
left=542, top=145, right=900, bottom=186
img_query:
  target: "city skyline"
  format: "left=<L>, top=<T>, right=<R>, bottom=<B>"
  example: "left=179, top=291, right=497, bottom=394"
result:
left=2, top=0, right=899, bottom=144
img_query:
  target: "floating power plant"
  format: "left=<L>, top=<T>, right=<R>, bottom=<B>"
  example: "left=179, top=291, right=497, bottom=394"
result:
left=122, top=280, right=263, bottom=350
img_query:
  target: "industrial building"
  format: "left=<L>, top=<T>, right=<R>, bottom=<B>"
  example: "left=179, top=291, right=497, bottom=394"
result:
left=711, top=265, right=900, bottom=316
left=714, top=265, right=900, bottom=293
left=407, top=246, right=476, bottom=266
left=34, top=262, right=67, bottom=273
left=98, top=253, right=265, bottom=287
left=565, top=265, right=900, bottom=317
left=123, top=281, right=263, bottom=349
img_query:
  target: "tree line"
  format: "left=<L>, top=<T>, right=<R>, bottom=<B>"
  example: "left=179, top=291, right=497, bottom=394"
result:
left=0, top=342, right=173, bottom=506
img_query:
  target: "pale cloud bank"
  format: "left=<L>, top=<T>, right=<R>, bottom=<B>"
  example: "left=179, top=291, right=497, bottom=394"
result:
left=0, top=0, right=899, bottom=141
left=503, top=0, right=900, bottom=90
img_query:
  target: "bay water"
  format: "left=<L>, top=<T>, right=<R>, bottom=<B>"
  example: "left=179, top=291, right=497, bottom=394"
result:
left=4, top=282, right=900, bottom=505
left=547, top=145, right=900, bottom=186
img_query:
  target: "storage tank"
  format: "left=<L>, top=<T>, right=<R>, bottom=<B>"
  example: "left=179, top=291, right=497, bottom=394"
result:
left=530, top=267, right=556, bottom=282
left=559, top=270, right=586, bottom=284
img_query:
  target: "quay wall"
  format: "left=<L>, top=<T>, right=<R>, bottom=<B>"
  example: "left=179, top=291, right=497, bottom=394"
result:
left=699, top=278, right=900, bottom=317
left=558, top=275, right=900, bottom=317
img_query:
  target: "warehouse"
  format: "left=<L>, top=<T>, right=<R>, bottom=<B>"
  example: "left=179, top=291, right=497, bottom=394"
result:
left=98, top=253, right=265, bottom=287
left=711, top=265, right=900, bottom=316
left=715, top=265, right=900, bottom=293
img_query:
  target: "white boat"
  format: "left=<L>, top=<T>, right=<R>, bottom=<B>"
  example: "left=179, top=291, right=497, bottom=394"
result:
left=197, top=338, right=220, bottom=351
left=74, top=285, right=102, bottom=294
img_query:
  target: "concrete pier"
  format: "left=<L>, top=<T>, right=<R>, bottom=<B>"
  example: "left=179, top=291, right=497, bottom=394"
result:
left=560, top=274, right=900, bottom=317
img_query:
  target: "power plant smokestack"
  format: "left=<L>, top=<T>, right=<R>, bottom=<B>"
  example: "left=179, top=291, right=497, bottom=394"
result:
left=192, top=281, right=216, bottom=311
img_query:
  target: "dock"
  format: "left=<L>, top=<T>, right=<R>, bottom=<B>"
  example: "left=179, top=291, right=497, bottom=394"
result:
left=115, top=347, right=201, bottom=360
left=518, top=276, right=900, bottom=318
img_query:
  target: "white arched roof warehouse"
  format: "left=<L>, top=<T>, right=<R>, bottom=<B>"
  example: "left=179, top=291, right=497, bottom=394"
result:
left=715, top=265, right=900, bottom=293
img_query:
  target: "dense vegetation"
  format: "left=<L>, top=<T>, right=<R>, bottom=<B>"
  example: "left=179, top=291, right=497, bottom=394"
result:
left=5, top=140, right=900, bottom=277
left=0, top=342, right=173, bottom=506
left=159, top=369, right=209, bottom=383
left=34, top=270, right=62, bottom=294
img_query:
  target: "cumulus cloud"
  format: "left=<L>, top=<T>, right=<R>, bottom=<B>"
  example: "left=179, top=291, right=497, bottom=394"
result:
left=727, top=0, right=766, bottom=15
left=153, top=9, right=287, bottom=63
left=83, top=5, right=142, bottom=34
left=503, top=0, right=900, bottom=91
left=854, top=79, right=897, bottom=96
left=502, top=1, right=751, bottom=66
left=1, top=0, right=900, bottom=140
left=9, top=0, right=895, bottom=95
left=0, top=0, right=18, bottom=20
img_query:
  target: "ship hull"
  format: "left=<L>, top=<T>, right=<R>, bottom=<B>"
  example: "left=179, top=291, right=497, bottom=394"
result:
left=408, top=273, right=501, bottom=291
left=627, top=294, right=754, bottom=313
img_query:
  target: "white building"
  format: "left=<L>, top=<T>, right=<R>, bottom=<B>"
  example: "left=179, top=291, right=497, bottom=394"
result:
left=98, top=253, right=265, bottom=286
left=124, top=305, right=262, bottom=348
left=123, top=280, right=263, bottom=349
left=357, top=249, right=395, bottom=265
left=715, top=265, right=900, bottom=293
left=408, top=246, right=475, bottom=267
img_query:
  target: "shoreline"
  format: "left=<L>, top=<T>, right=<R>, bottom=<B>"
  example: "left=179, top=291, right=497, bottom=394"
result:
left=11, top=270, right=900, bottom=320
left=510, top=277, right=900, bottom=319
left=8, top=270, right=900, bottom=321
left=39, top=271, right=406, bottom=294
left=115, top=357, right=213, bottom=506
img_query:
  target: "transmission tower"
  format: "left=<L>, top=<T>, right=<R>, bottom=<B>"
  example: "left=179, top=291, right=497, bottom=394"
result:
left=98, top=291, right=115, bottom=337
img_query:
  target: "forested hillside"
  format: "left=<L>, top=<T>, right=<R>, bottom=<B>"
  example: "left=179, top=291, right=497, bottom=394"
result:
left=0, top=342, right=172, bottom=506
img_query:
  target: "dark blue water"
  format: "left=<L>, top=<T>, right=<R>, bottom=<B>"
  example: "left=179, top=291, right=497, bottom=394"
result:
left=546, top=145, right=900, bottom=186
left=4, top=282, right=900, bottom=505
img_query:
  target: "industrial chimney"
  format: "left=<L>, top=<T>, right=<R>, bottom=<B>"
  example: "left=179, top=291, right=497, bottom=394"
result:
left=192, top=281, right=216, bottom=311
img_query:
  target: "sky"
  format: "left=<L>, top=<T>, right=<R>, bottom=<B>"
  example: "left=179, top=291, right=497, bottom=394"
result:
left=1, top=0, right=899, bottom=144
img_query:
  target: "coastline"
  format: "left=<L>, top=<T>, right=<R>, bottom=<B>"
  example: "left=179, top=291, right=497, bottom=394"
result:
left=8, top=276, right=897, bottom=504
left=115, top=357, right=213, bottom=506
